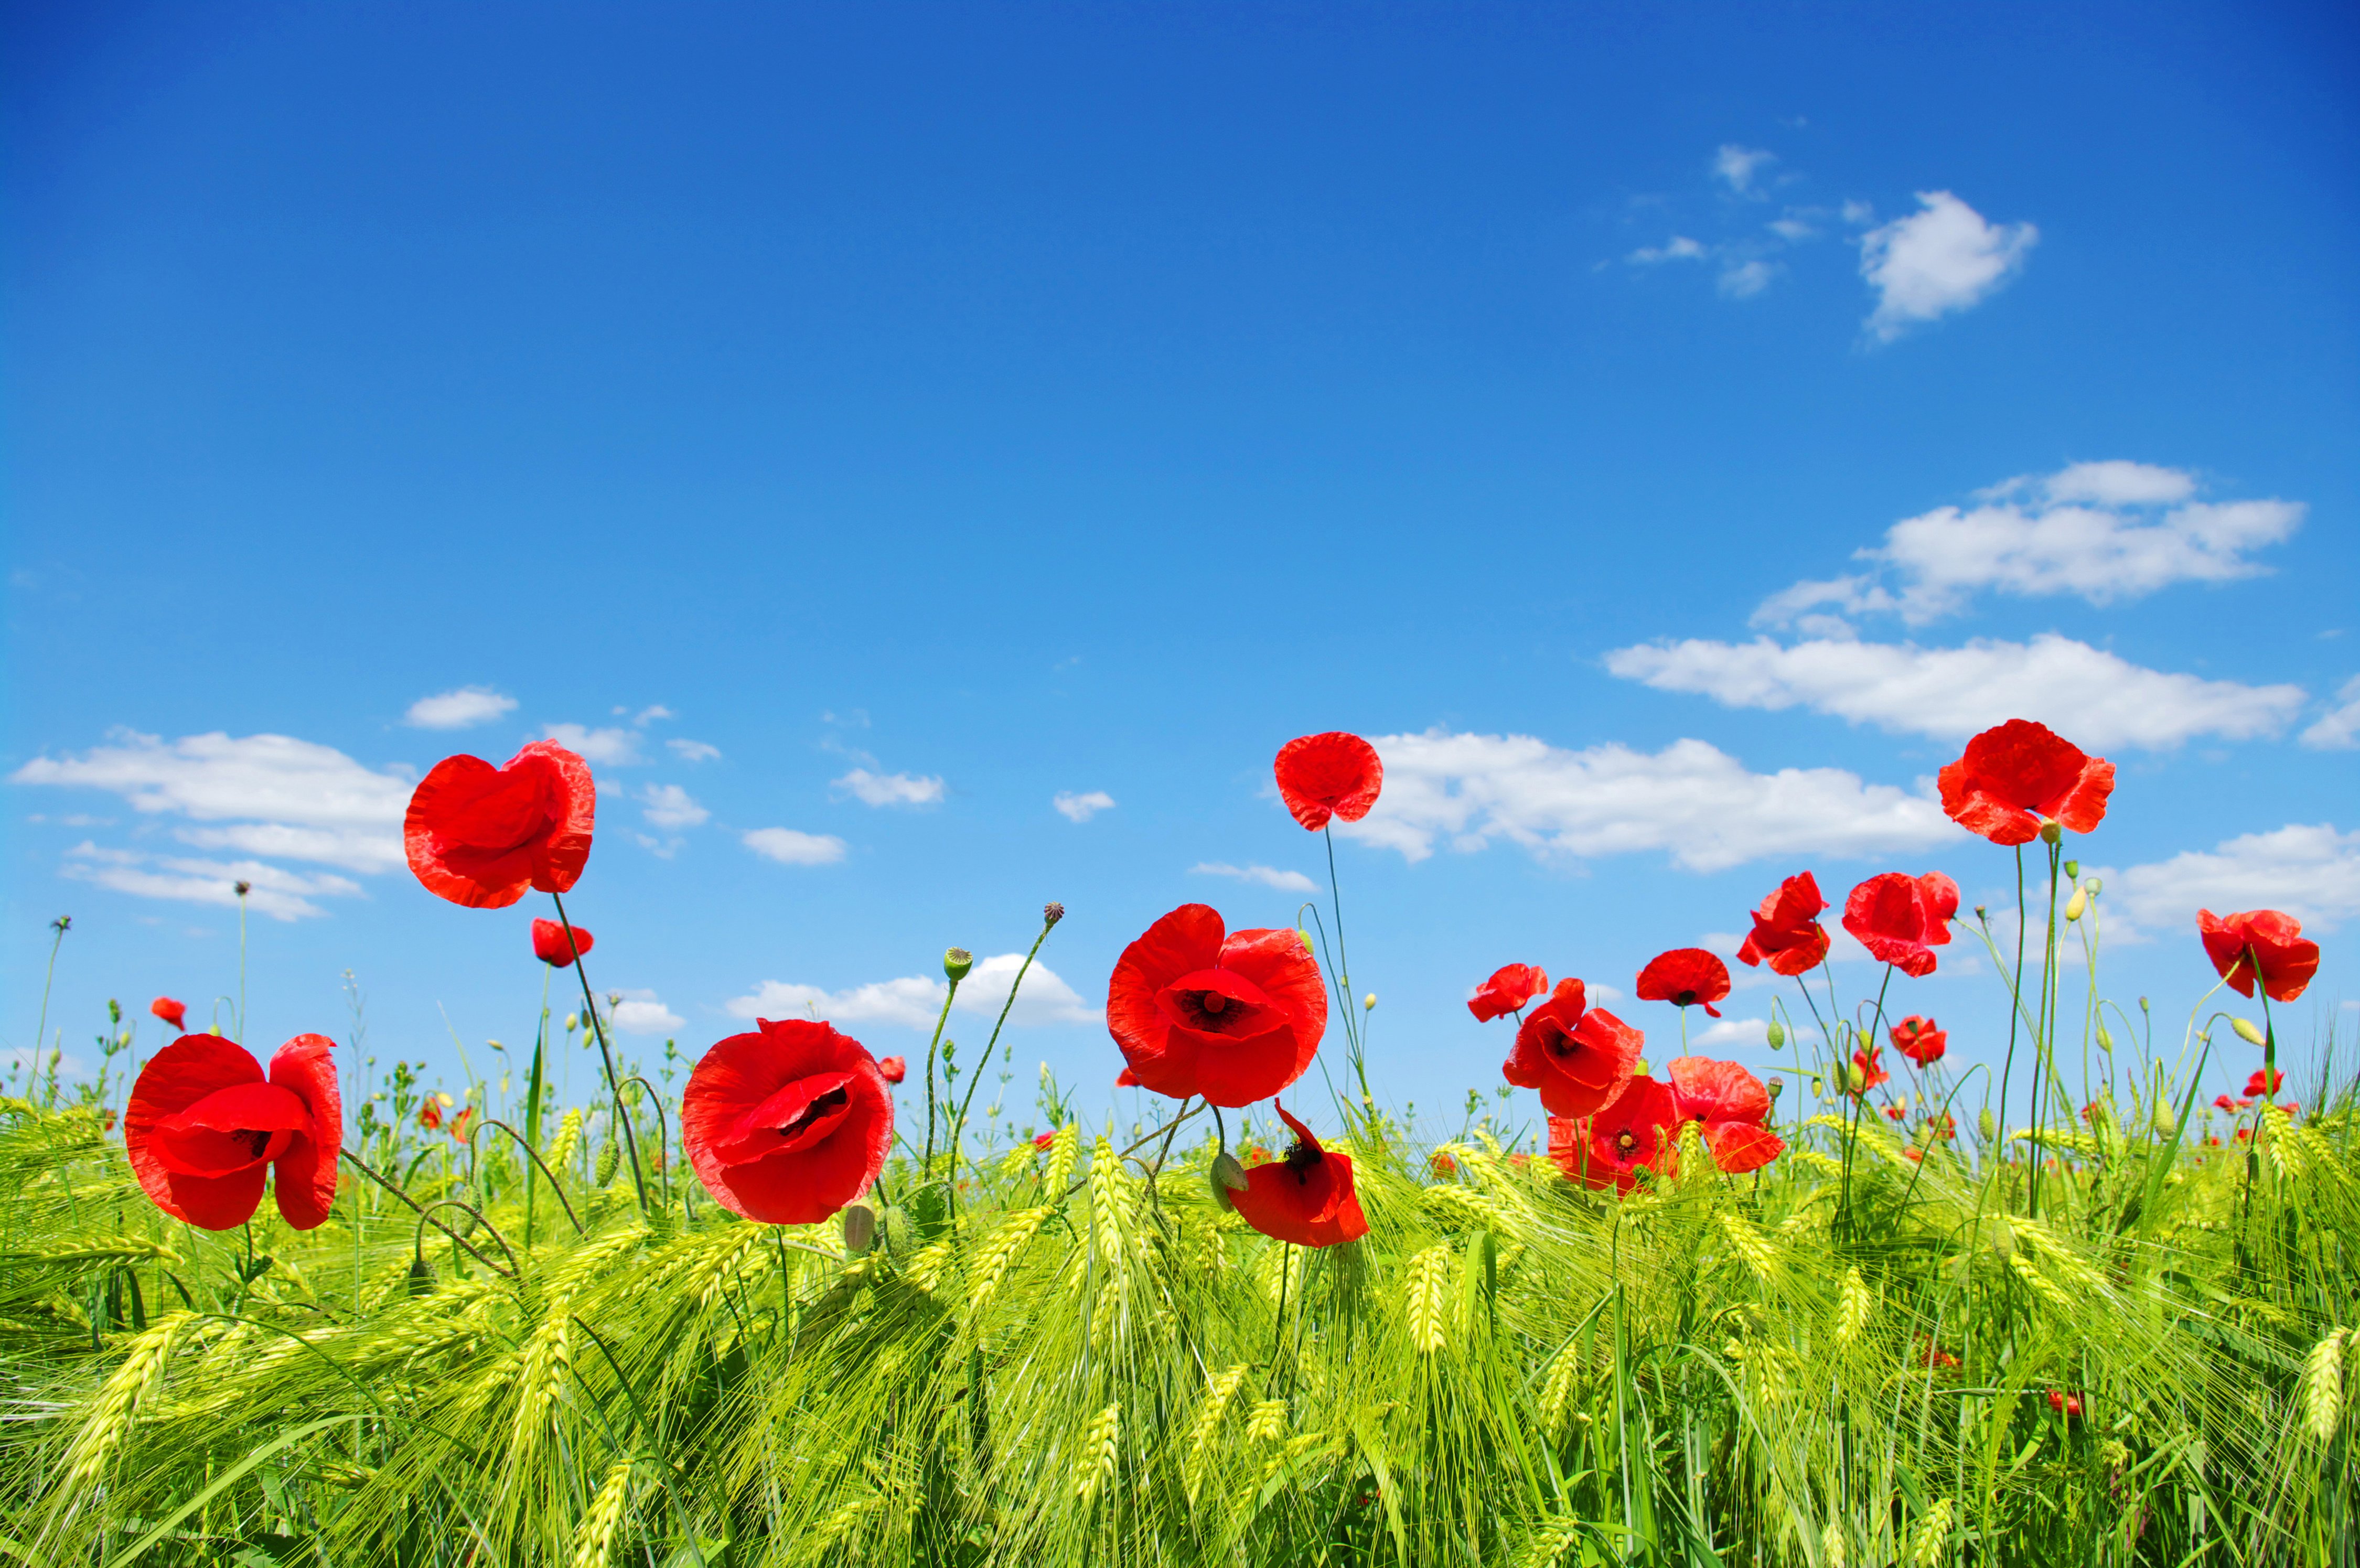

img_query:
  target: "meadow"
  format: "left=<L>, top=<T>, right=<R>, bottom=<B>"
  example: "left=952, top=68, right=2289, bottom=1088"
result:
left=2, top=722, right=2353, bottom=1566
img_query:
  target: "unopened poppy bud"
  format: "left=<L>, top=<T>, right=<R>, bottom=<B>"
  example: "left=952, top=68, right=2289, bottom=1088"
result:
left=1363, top=993, right=1376, bottom=1011
left=2138, top=995, right=2150, bottom=1013
left=843, top=1202, right=876, bottom=1254
left=1810, top=1075, right=1826, bottom=1098
left=2152, top=1100, right=2176, bottom=1135
left=2064, top=888, right=2087, bottom=922
left=1765, top=1020, right=1785, bottom=1049
left=1844, top=1061, right=1866, bottom=1094
left=1857, top=1030, right=1873, bottom=1053
left=2040, top=820, right=2062, bottom=845
left=1209, top=1151, right=1249, bottom=1210
left=943, top=948, right=974, bottom=983
left=1043, top=901, right=1065, bottom=926
left=2095, top=1024, right=2112, bottom=1052
left=564, top=1012, right=580, bottom=1033
left=2233, top=1017, right=2265, bottom=1046
left=1978, top=1108, right=1997, bottom=1143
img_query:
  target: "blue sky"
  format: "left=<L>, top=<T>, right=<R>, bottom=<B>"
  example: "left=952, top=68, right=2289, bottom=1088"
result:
left=6, top=2, right=2356, bottom=1137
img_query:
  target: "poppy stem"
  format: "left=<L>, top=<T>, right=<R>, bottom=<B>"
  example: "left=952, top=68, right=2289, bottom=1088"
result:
left=2029, top=842, right=2061, bottom=1221
left=1269, top=1243, right=1290, bottom=1371
left=31, top=917, right=68, bottom=1078
left=1321, top=826, right=1369, bottom=1105
left=948, top=911, right=1058, bottom=1173
left=337, top=1150, right=514, bottom=1277
left=470, top=1117, right=585, bottom=1236
left=921, top=974, right=963, bottom=1174
left=550, top=893, right=650, bottom=1217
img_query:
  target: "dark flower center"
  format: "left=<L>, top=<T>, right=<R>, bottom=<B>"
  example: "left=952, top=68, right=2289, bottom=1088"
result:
left=1674, top=989, right=1697, bottom=1006
left=1283, top=1139, right=1321, bottom=1178
left=242, top=1129, right=272, bottom=1159
left=779, top=1087, right=850, bottom=1141
left=1200, top=993, right=1227, bottom=1015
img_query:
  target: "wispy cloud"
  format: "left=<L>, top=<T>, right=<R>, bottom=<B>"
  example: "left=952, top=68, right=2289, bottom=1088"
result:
left=542, top=723, right=643, bottom=765
left=1713, top=144, right=1776, bottom=196
left=64, top=842, right=363, bottom=921
left=1628, top=235, right=1707, bottom=264
left=743, top=828, right=848, bottom=866
left=2300, top=675, right=2360, bottom=751
left=1860, top=191, right=2036, bottom=341
left=2104, top=823, right=2360, bottom=935
left=640, top=783, right=709, bottom=830
left=1192, top=862, right=1319, bottom=894
left=1054, top=790, right=1116, bottom=823
left=405, top=687, right=517, bottom=729
left=610, top=989, right=684, bottom=1035
left=667, top=738, right=723, bottom=763
left=729, top=953, right=1099, bottom=1030
left=833, top=768, right=946, bottom=808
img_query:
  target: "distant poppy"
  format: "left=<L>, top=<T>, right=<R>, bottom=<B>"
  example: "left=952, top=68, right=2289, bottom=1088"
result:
left=1227, top=1102, right=1369, bottom=1247
left=1937, top=720, right=2115, bottom=846
left=1883, top=1103, right=1907, bottom=1122
left=1106, top=904, right=1328, bottom=1107
left=1635, top=950, right=1729, bottom=1018
left=1549, top=1076, right=1680, bottom=1194
left=405, top=740, right=596, bottom=909
left=531, top=918, right=594, bottom=966
left=2244, top=1067, right=2282, bottom=1098
left=150, top=996, right=188, bottom=1033
left=2197, top=909, right=2320, bottom=1003
left=1920, top=1338, right=1961, bottom=1372
left=1467, top=963, right=1549, bottom=1023
left=1665, top=1056, right=1784, bottom=1173
left=1273, top=733, right=1383, bottom=832
left=681, top=1018, right=893, bottom=1225
left=1851, top=1047, right=1889, bottom=1096
left=1923, top=1113, right=1957, bottom=1143
left=124, top=1033, right=342, bottom=1231
left=1735, top=872, right=1832, bottom=977
left=1890, top=1015, right=1947, bottom=1067
left=2046, top=1389, right=2084, bottom=1421
left=1503, top=980, right=1642, bottom=1119
left=1430, top=1151, right=1457, bottom=1177
left=1031, top=1130, right=1055, bottom=1151
left=878, top=1055, right=907, bottom=1086
left=449, top=1106, right=476, bottom=1143
left=1843, top=873, right=1959, bottom=978
left=418, top=1098, right=444, bottom=1131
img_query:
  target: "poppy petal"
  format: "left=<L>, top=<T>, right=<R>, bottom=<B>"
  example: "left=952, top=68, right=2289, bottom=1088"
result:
left=1702, top=1121, right=1785, bottom=1174
left=1273, top=733, right=1384, bottom=831
left=268, top=1034, right=342, bottom=1230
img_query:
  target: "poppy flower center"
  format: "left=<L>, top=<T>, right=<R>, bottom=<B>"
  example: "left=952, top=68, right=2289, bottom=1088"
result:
left=1283, top=1139, right=1322, bottom=1177
left=1615, top=1131, right=1638, bottom=1157
left=778, top=1086, right=849, bottom=1142
left=1156, top=969, right=1282, bottom=1039
left=1673, top=989, right=1697, bottom=1006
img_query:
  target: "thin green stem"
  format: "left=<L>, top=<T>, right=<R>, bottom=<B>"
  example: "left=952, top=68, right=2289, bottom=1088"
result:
left=550, top=892, right=649, bottom=1216
left=31, top=918, right=68, bottom=1075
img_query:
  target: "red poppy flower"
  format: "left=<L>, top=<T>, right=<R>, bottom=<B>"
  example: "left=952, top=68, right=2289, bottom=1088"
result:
left=1883, top=1103, right=1907, bottom=1122
left=1430, top=1151, right=1457, bottom=1177
left=681, top=1018, right=893, bottom=1225
left=1467, top=963, right=1548, bottom=1023
left=1106, top=904, right=1328, bottom=1108
left=124, top=1033, right=342, bottom=1231
left=530, top=918, right=594, bottom=966
left=1031, top=1130, right=1055, bottom=1151
left=419, top=1098, right=444, bottom=1131
left=404, top=740, right=596, bottom=909
left=150, top=996, right=187, bottom=1033
left=1851, top=1046, right=1890, bottom=1094
left=2197, top=908, right=2320, bottom=1003
left=1273, top=733, right=1383, bottom=832
left=2243, top=1068, right=2282, bottom=1098
left=449, top=1107, right=476, bottom=1143
left=1227, top=1102, right=1369, bottom=1247
left=1735, top=872, right=1831, bottom=977
left=1548, top=1076, right=1680, bottom=1194
left=1635, top=949, right=1729, bottom=1018
left=1503, top=980, right=1642, bottom=1119
left=1937, top=720, right=2116, bottom=846
left=1890, top=1015, right=1947, bottom=1067
left=2046, top=1390, right=2084, bottom=1421
left=1665, top=1056, right=1784, bottom=1173
left=1843, top=872, right=1959, bottom=978
left=878, top=1055, right=907, bottom=1086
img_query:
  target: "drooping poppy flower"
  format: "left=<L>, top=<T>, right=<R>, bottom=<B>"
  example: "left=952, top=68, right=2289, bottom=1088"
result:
left=1503, top=980, right=1642, bottom=1119
left=404, top=739, right=596, bottom=910
left=878, top=1055, right=907, bottom=1086
left=418, top=1096, right=445, bottom=1131
left=1635, top=949, right=1729, bottom=1018
left=1105, top=904, right=1328, bottom=1107
left=1850, top=1046, right=1890, bottom=1095
left=1883, top=1103, right=1908, bottom=1121
left=1273, top=733, right=1383, bottom=832
left=1890, top=1015, right=1947, bottom=1067
left=150, top=996, right=187, bottom=1033
left=1735, top=872, right=1832, bottom=976
left=2243, top=1068, right=2282, bottom=1098
left=1548, top=1076, right=1680, bottom=1194
left=449, top=1107, right=476, bottom=1143
left=2046, top=1390, right=2084, bottom=1421
left=531, top=918, right=594, bottom=967
left=2197, top=909, right=2320, bottom=1003
left=1031, top=1130, right=1055, bottom=1151
left=124, top=1033, right=342, bottom=1231
left=681, top=1018, right=893, bottom=1225
left=1430, top=1151, right=1457, bottom=1177
left=1937, top=720, right=2116, bottom=846
left=1467, top=963, right=1549, bottom=1023
left=1227, top=1101, right=1369, bottom=1247
left=1843, top=873, right=1959, bottom=978
left=1665, top=1056, right=1784, bottom=1173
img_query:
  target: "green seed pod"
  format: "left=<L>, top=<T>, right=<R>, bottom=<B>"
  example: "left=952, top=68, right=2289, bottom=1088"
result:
left=1978, top=1107, right=1998, bottom=1144
left=943, top=947, right=974, bottom=983
left=2233, top=1017, right=2266, bottom=1046
left=595, top=1136, right=621, bottom=1189
left=842, top=1202, right=876, bottom=1255
left=2040, top=821, right=2062, bottom=845
left=2084, top=876, right=2102, bottom=895
left=1766, top=1076, right=1784, bottom=1101
left=2062, top=859, right=2079, bottom=879
left=1765, top=1020, right=1786, bottom=1049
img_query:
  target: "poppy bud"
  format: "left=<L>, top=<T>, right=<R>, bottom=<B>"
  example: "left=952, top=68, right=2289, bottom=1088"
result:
left=1857, top=1030, right=1873, bottom=1053
left=2040, top=821, right=2062, bottom=845
left=564, top=1012, right=580, bottom=1033
left=1810, top=1075, right=1826, bottom=1098
left=1978, top=1108, right=1997, bottom=1144
left=2152, top=1099, right=2176, bottom=1136
left=1043, top=902, right=1065, bottom=926
left=595, top=1136, right=621, bottom=1188
left=2062, top=859, right=2078, bottom=880
left=2064, top=889, right=2087, bottom=922
left=2232, top=1017, right=2266, bottom=1046
left=1363, top=993, right=1376, bottom=1012
left=1844, top=1061, right=1866, bottom=1094
left=944, top=948, right=974, bottom=983
left=2138, top=995, right=2150, bottom=1013
left=2095, top=1024, right=2112, bottom=1053
left=1765, top=1019, right=1785, bottom=1049
left=1209, top=1151, right=1249, bottom=1210
left=843, top=1201, right=876, bottom=1254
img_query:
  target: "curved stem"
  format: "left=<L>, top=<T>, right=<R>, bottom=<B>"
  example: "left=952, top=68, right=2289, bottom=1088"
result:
left=468, top=1118, right=585, bottom=1236
left=950, top=912, right=1059, bottom=1164
left=410, top=1198, right=520, bottom=1279
left=617, top=1076, right=681, bottom=1215
left=338, top=1149, right=513, bottom=1277
left=550, top=892, right=649, bottom=1216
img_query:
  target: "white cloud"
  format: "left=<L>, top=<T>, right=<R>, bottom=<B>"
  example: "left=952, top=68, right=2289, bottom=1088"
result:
left=1054, top=790, right=1116, bottom=823
left=63, top=843, right=362, bottom=921
left=1605, top=633, right=2306, bottom=750
left=743, top=828, right=848, bottom=866
left=1860, top=191, right=2036, bottom=341
left=2105, top=823, right=2360, bottom=936
left=1767, top=215, right=1817, bottom=242
left=833, top=768, right=946, bottom=808
left=1193, top=862, right=1320, bottom=894
left=12, top=731, right=410, bottom=873
left=1629, top=235, right=1707, bottom=264
left=542, top=724, right=642, bottom=765
left=635, top=705, right=675, bottom=725
left=1693, top=1017, right=1770, bottom=1047
left=727, top=953, right=1098, bottom=1033
left=1752, top=463, right=2303, bottom=626
left=610, top=990, right=684, bottom=1035
left=1713, top=144, right=1775, bottom=195
left=640, top=783, right=709, bottom=830
left=667, top=738, right=723, bottom=763
left=1332, top=730, right=1958, bottom=873
left=1719, top=260, right=1777, bottom=298
left=404, top=687, right=518, bottom=729
left=2301, top=675, right=2360, bottom=750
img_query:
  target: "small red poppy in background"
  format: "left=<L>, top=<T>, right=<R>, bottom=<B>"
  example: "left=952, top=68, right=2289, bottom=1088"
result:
left=150, top=996, right=187, bottom=1033
left=1890, top=1016, right=1947, bottom=1067
left=681, top=1018, right=893, bottom=1225
left=1228, top=1102, right=1369, bottom=1247
left=1106, top=904, right=1328, bottom=1107
left=449, top=1107, right=476, bottom=1143
left=2212, top=1093, right=2252, bottom=1113
left=1635, top=949, right=1729, bottom=1018
left=2197, top=909, right=2320, bottom=1003
left=1504, top=980, right=1642, bottom=1119
left=124, top=1033, right=342, bottom=1231
left=2244, top=1068, right=2282, bottom=1098
left=1851, top=1046, right=1890, bottom=1096
left=418, top=1097, right=445, bottom=1131
left=2046, top=1390, right=2084, bottom=1421
left=531, top=918, right=594, bottom=966
left=1735, top=873, right=1832, bottom=977
left=1883, top=1103, right=1907, bottom=1122
left=1665, top=1056, right=1784, bottom=1174
left=1273, top=733, right=1383, bottom=832
left=878, top=1055, right=907, bottom=1086
left=1937, top=720, right=2115, bottom=846
left=1031, top=1130, right=1055, bottom=1151
left=1468, top=963, right=1549, bottom=1023
left=1549, top=1076, right=1680, bottom=1194
left=405, top=739, right=596, bottom=909
left=1843, top=873, right=1959, bottom=978
left=1430, top=1151, right=1457, bottom=1178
